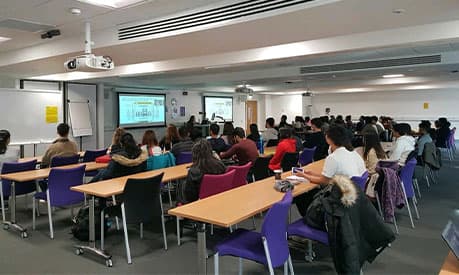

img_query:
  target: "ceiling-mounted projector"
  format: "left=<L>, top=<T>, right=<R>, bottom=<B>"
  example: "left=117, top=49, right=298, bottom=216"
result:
left=65, top=22, right=114, bottom=72
left=234, top=84, right=253, bottom=94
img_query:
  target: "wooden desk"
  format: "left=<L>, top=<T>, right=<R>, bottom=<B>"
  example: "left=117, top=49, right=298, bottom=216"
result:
left=262, top=146, right=276, bottom=156
left=0, top=161, right=107, bottom=238
left=168, top=159, right=324, bottom=274
left=439, top=252, right=459, bottom=275
left=70, top=163, right=191, bottom=266
left=19, top=151, right=85, bottom=164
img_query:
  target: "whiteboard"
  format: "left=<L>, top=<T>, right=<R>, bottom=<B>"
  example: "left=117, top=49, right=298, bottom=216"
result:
left=0, top=88, right=62, bottom=144
left=68, top=101, right=93, bottom=137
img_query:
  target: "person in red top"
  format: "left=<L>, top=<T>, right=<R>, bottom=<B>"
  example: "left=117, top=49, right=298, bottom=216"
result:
left=219, top=127, right=258, bottom=165
left=268, top=127, right=297, bottom=171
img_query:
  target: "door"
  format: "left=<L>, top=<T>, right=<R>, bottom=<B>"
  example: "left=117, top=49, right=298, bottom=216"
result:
left=246, top=100, right=258, bottom=134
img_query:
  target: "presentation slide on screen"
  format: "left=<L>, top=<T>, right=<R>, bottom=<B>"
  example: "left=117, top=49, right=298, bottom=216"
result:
left=204, top=96, right=233, bottom=121
left=118, top=93, right=166, bottom=127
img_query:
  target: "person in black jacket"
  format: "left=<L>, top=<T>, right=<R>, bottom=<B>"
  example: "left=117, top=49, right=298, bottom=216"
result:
left=178, top=139, right=226, bottom=204
left=207, top=123, right=229, bottom=153
left=91, top=133, right=147, bottom=182
left=436, top=117, right=451, bottom=148
left=305, top=175, right=395, bottom=274
left=303, top=117, right=329, bottom=160
left=246, top=123, right=261, bottom=144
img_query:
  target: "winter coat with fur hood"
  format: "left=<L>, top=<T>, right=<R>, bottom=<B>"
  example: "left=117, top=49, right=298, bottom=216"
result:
left=90, top=149, right=147, bottom=182
left=310, top=175, right=396, bottom=275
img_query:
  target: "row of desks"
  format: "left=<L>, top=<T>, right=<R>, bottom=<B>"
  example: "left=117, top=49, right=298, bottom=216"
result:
left=18, top=151, right=86, bottom=164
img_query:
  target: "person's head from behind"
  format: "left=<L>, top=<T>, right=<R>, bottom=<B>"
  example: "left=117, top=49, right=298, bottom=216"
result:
left=363, top=133, right=385, bottom=159
left=249, top=123, right=259, bottom=136
left=188, top=115, right=196, bottom=124
left=112, top=127, right=125, bottom=145
left=222, top=122, right=234, bottom=135
left=418, top=121, right=430, bottom=135
left=421, top=120, right=431, bottom=129
left=210, top=123, right=220, bottom=137
left=364, top=116, right=372, bottom=125
left=305, top=116, right=310, bottom=123
left=192, top=138, right=213, bottom=167
left=279, top=127, right=292, bottom=140
left=438, top=117, right=450, bottom=128
left=142, top=130, right=158, bottom=147
left=178, top=126, right=189, bottom=140
left=310, top=118, right=323, bottom=132
left=281, top=115, right=287, bottom=123
left=120, top=132, right=140, bottom=157
left=371, top=116, right=379, bottom=124
left=392, top=123, right=411, bottom=138
left=320, top=116, right=329, bottom=124
left=345, top=115, right=352, bottom=122
left=265, top=117, right=275, bottom=129
left=166, top=124, right=179, bottom=139
left=233, top=127, right=246, bottom=143
left=326, top=125, right=353, bottom=151
left=0, top=129, right=11, bottom=154
left=294, top=116, right=303, bottom=123
left=57, top=123, right=70, bottom=138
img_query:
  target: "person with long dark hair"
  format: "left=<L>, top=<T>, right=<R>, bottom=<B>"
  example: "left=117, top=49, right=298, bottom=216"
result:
left=141, top=130, right=162, bottom=156
left=108, top=127, right=125, bottom=155
left=159, top=124, right=180, bottom=151
left=363, top=134, right=387, bottom=198
left=178, top=139, right=226, bottom=204
left=221, top=122, right=235, bottom=145
left=247, top=123, right=261, bottom=144
left=91, top=132, right=147, bottom=182
left=436, top=117, right=451, bottom=148
left=303, top=118, right=329, bottom=161
left=0, top=130, right=19, bottom=172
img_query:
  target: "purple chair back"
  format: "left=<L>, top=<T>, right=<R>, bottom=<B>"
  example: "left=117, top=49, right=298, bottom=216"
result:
left=199, top=170, right=236, bottom=199
left=299, top=147, right=316, bottom=166
left=176, top=152, right=192, bottom=165
left=260, top=191, right=293, bottom=267
left=82, top=149, right=108, bottom=162
left=47, top=165, right=85, bottom=207
left=1, top=160, right=37, bottom=198
left=226, top=162, right=252, bottom=188
left=50, top=154, right=80, bottom=167
left=448, top=128, right=456, bottom=149
left=351, top=171, right=369, bottom=191
left=399, top=158, right=417, bottom=199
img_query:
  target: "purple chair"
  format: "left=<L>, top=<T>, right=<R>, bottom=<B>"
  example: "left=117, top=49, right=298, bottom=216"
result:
left=177, top=170, right=236, bottom=245
left=32, top=165, right=86, bottom=239
left=50, top=154, right=80, bottom=167
left=226, top=162, right=252, bottom=188
left=214, top=192, right=294, bottom=275
left=399, top=159, right=419, bottom=229
left=175, top=152, right=192, bottom=165
left=287, top=219, right=329, bottom=262
left=351, top=171, right=369, bottom=192
left=82, top=149, right=108, bottom=177
left=1, top=160, right=38, bottom=222
left=299, top=147, right=316, bottom=166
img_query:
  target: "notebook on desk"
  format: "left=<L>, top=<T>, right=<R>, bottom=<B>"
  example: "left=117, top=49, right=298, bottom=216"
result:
left=442, top=210, right=459, bottom=260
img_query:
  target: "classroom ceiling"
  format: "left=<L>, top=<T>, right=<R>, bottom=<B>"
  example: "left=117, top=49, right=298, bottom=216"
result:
left=0, top=0, right=459, bottom=94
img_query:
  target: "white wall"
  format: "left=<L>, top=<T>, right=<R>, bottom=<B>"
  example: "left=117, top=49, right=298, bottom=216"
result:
left=264, top=94, right=304, bottom=127
left=310, top=89, right=459, bottom=129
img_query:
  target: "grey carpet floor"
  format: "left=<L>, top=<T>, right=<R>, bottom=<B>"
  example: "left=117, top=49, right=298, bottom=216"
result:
left=0, top=157, right=457, bottom=274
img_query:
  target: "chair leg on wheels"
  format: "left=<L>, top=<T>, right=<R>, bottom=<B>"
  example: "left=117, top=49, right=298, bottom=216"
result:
left=140, top=222, right=144, bottom=239
left=412, top=197, right=420, bottom=220
left=239, top=257, right=243, bottom=275
left=177, top=217, right=181, bottom=246
left=46, top=197, right=54, bottom=239
left=121, top=205, right=132, bottom=264
left=32, top=198, right=36, bottom=230
left=214, top=252, right=219, bottom=275
left=101, top=210, right=105, bottom=250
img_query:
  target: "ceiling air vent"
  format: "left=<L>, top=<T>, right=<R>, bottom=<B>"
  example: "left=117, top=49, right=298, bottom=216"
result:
left=118, top=0, right=315, bottom=40
left=300, top=55, right=442, bottom=74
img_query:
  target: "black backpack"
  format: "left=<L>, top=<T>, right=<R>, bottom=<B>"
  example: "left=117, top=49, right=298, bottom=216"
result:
left=71, top=205, right=108, bottom=241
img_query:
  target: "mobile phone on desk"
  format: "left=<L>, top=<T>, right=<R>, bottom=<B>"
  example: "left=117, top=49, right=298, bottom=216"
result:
left=292, top=167, right=304, bottom=175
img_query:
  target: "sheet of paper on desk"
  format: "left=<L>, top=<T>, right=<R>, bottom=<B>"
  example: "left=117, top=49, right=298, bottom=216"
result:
left=285, top=175, right=309, bottom=184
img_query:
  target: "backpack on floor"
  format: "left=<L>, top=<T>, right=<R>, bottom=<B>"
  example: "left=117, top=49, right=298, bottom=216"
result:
left=71, top=205, right=108, bottom=241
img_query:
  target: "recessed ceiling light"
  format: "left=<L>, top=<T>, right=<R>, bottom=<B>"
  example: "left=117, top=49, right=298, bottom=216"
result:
left=69, top=8, right=82, bottom=15
left=382, top=74, right=405, bottom=78
left=76, top=0, right=146, bottom=9
left=0, top=36, right=11, bottom=43
left=392, top=8, right=406, bottom=14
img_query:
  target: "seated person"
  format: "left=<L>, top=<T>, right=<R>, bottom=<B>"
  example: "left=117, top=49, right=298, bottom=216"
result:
left=220, top=127, right=258, bottom=165
left=0, top=130, right=19, bottom=171
left=247, top=123, right=261, bottom=145
left=435, top=117, right=451, bottom=148
left=263, top=117, right=278, bottom=145
left=294, top=125, right=366, bottom=216
left=41, top=123, right=78, bottom=167
left=278, top=114, right=292, bottom=128
left=362, top=134, right=387, bottom=198
left=141, top=130, right=162, bottom=156
left=268, top=128, right=297, bottom=171
left=388, top=123, right=415, bottom=166
left=177, top=139, right=226, bottom=204
left=207, top=123, right=229, bottom=153
left=221, top=122, right=235, bottom=146
left=416, top=121, right=433, bottom=163
left=171, top=126, right=194, bottom=158
left=107, top=127, right=125, bottom=155
left=159, top=124, right=180, bottom=151
left=91, top=133, right=147, bottom=182
left=303, top=118, right=329, bottom=160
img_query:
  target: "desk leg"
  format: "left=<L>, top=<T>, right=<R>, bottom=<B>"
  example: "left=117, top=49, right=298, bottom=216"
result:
left=74, top=195, right=113, bottom=267
left=197, top=223, right=207, bottom=275
left=3, top=181, right=28, bottom=238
